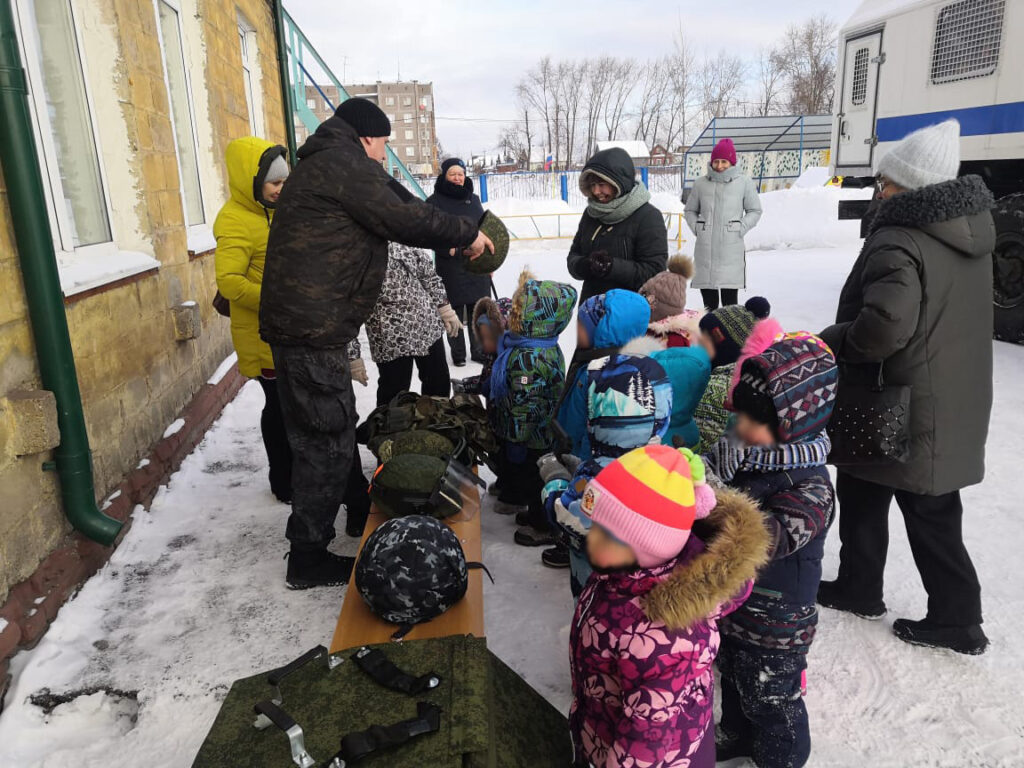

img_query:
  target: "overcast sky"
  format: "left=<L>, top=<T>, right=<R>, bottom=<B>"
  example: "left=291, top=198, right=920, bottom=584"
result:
left=287, top=0, right=865, bottom=159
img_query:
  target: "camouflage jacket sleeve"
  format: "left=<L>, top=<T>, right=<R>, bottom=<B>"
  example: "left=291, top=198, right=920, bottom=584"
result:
left=346, top=339, right=361, bottom=361
left=339, top=159, right=479, bottom=252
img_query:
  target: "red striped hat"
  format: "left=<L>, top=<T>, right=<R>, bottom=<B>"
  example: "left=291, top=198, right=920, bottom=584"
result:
left=583, top=445, right=696, bottom=568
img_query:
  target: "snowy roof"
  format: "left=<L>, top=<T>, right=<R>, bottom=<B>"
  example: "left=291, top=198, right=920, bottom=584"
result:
left=596, top=140, right=651, bottom=159
left=843, top=0, right=934, bottom=33
left=687, top=115, right=834, bottom=155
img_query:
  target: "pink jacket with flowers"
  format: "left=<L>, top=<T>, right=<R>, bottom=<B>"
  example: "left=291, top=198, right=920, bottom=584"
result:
left=569, top=488, right=769, bottom=768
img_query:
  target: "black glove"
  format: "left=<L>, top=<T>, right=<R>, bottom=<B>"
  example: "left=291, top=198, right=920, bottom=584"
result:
left=589, top=249, right=613, bottom=278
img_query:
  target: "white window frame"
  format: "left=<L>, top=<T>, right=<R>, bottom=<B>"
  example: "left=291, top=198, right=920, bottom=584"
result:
left=237, top=12, right=265, bottom=136
left=153, top=0, right=206, bottom=233
left=384, top=96, right=395, bottom=106
left=404, top=146, right=415, bottom=157
left=12, top=0, right=116, bottom=258
left=404, top=129, right=414, bottom=140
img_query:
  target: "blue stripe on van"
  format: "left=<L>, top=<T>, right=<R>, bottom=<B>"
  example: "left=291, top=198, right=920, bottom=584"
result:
left=876, top=102, right=1024, bottom=142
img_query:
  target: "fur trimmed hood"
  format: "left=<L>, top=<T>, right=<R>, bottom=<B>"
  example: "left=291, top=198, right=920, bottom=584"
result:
left=644, top=487, right=771, bottom=630
left=648, top=309, right=704, bottom=346
left=868, top=174, right=995, bottom=258
left=620, top=334, right=665, bottom=356
left=472, top=295, right=510, bottom=340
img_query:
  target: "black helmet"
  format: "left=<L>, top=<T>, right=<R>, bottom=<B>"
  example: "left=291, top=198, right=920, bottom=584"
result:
left=355, top=516, right=468, bottom=626
left=464, top=211, right=508, bottom=275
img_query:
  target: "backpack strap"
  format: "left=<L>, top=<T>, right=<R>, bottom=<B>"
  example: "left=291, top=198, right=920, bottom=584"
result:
left=352, top=646, right=441, bottom=695
left=336, top=702, right=442, bottom=763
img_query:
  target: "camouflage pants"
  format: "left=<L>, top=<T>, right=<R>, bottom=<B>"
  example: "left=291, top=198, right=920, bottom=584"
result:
left=272, top=345, right=356, bottom=551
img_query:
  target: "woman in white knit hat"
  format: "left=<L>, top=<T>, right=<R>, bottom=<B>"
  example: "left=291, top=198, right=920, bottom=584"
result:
left=817, top=119, right=995, bottom=655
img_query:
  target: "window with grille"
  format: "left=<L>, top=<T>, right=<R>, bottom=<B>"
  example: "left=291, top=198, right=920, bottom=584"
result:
left=851, top=48, right=870, bottom=105
left=930, top=0, right=1005, bottom=84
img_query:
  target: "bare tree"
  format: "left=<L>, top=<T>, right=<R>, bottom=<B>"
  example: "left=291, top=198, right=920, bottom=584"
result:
left=498, top=124, right=529, bottom=168
left=662, top=32, right=696, bottom=149
left=556, top=60, right=588, bottom=168
left=518, top=57, right=556, bottom=159
left=697, top=50, right=747, bottom=127
left=754, top=46, right=787, bottom=116
left=602, top=58, right=637, bottom=140
left=634, top=59, right=670, bottom=147
left=583, top=56, right=615, bottom=156
left=778, top=15, right=838, bottom=114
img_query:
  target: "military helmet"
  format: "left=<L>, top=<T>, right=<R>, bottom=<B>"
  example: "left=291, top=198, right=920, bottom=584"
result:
left=378, top=430, right=456, bottom=464
left=370, top=453, right=462, bottom=519
left=464, top=210, right=508, bottom=275
left=356, top=516, right=468, bottom=626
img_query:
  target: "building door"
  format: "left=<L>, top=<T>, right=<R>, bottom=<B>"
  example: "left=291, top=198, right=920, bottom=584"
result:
left=836, top=31, right=882, bottom=169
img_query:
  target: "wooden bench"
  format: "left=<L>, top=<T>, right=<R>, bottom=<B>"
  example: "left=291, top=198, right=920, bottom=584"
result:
left=330, top=486, right=485, bottom=653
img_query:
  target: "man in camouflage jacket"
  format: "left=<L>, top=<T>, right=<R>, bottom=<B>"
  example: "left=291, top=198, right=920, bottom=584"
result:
left=260, top=98, right=493, bottom=589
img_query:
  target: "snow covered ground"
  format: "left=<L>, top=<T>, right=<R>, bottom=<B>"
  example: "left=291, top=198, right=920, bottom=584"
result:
left=2, top=189, right=1023, bottom=766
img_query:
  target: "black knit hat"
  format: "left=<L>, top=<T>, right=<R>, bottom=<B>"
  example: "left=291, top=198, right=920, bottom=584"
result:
left=441, top=157, right=466, bottom=174
left=334, top=97, right=392, bottom=138
left=730, top=365, right=779, bottom=435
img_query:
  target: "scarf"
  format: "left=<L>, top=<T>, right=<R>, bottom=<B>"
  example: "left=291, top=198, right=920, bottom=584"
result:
left=586, top=182, right=651, bottom=225
left=489, top=331, right=559, bottom=403
left=704, top=432, right=832, bottom=485
left=434, top=175, right=473, bottom=200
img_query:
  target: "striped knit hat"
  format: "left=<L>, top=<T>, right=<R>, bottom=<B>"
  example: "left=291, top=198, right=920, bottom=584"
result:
left=699, top=297, right=771, bottom=367
left=583, top=445, right=697, bottom=567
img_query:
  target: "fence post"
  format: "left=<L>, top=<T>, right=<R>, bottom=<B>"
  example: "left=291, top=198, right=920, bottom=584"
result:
left=479, top=174, right=488, bottom=203
left=560, top=173, right=568, bottom=203
left=641, top=166, right=649, bottom=189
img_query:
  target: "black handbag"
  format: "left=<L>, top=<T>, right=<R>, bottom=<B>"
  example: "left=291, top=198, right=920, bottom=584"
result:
left=212, top=290, right=231, bottom=318
left=828, top=364, right=911, bottom=466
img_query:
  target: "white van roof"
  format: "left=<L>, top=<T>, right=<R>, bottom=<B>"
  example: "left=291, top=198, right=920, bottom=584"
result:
left=843, top=0, right=935, bottom=33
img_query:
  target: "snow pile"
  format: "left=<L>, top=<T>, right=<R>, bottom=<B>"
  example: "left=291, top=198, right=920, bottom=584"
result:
left=794, top=167, right=833, bottom=188
left=206, top=352, right=238, bottom=386
left=744, top=186, right=873, bottom=252
left=161, top=419, right=185, bottom=439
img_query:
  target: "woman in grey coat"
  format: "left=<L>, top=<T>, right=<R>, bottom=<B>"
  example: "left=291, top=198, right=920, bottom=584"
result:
left=684, top=138, right=762, bottom=310
left=817, top=120, right=994, bottom=656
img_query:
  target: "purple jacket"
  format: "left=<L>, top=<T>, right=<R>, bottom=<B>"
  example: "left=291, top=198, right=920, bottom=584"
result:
left=569, top=488, right=769, bottom=768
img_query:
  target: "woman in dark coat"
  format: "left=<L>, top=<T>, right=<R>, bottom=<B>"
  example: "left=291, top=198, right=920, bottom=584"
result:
left=817, top=120, right=994, bottom=655
left=567, top=147, right=667, bottom=303
left=427, top=158, right=490, bottom=366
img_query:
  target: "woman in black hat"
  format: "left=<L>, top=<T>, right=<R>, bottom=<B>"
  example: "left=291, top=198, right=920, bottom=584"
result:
left=427, top=158, right=490, bottom=367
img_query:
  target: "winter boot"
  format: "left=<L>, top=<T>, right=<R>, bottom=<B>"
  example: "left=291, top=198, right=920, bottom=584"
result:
left=817, top=579, right=887, bottom=620
left=492, top=499, right=527, bottom=516
left=514, top=525, right=557, bottom=547
left=892, top=618, right=989, bottom=655
left=541, top=544, right=570, bottom=568
left=286, top=548, right=355, bottom=590
left=714, top=732, right=753, bottom=762
left=487, top=479, right=502, bottom=497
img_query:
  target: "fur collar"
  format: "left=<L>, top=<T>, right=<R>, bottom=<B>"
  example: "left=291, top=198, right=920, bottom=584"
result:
left=648, top=311, right=704, bottom=344
left=868, top=175, right=993, bottom=235
left=620, top=334, right=665, bottom=356
left=644, top=487, right=771, bottom=630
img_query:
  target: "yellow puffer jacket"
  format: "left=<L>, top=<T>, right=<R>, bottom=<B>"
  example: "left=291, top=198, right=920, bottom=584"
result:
left=214, top=137, right=286, bottom=377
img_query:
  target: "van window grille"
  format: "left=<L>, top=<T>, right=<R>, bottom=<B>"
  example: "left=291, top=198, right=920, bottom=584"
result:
left=931, top=0, right=1005, bottom=84
left=851, top=48, right=870, bottom=105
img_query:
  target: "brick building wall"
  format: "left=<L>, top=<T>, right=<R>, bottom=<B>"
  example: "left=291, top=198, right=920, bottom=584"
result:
left=0, top=0, right=285, bottom=605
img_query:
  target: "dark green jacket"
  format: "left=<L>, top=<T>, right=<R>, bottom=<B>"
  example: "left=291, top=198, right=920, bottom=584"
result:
left=260, top=117, right=478, bottom=348
left=821, top=176, right=995, bottom=495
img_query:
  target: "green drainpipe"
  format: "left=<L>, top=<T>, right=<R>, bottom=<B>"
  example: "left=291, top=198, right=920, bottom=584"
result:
left=272, top=0, right=298, bottom=166
left=0, top=0, right=122, bottom=545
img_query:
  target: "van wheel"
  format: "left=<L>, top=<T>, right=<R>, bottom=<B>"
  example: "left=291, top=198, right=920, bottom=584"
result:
left=993, top=193, right=1024, bottom=344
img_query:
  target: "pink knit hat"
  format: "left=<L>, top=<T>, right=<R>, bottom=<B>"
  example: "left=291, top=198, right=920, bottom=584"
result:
left=711, top=138, right=737, bottom=167
left=584, top=445, right=708, bottom=568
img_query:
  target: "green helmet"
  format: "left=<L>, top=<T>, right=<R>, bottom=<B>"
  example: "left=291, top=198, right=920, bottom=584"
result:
left=464, top=210, right=508, bottom=275
left=378, top=430, right=456, bottom=464
left=370, top=454, right=461, bottom=520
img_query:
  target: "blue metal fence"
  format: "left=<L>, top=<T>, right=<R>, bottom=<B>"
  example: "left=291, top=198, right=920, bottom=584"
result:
left=476, top=165, right=683, bottom=204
